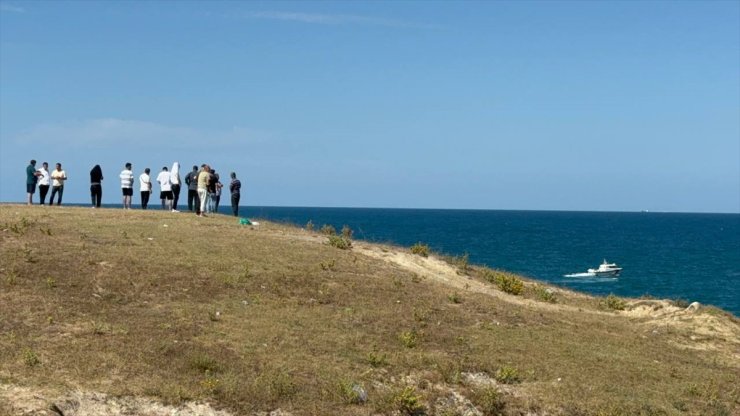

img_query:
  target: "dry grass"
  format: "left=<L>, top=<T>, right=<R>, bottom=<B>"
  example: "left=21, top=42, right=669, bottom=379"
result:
left=0, top=205, right=738, bottom=415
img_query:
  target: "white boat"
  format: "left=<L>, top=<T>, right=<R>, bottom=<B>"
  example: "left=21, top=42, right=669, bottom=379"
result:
left=588, top=260, right=622, bottom=276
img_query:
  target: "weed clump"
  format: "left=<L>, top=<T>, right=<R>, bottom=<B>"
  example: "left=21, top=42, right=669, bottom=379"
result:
left=367, top=351, right=387, bottom=367
left=328, top=235, right=352, bottom=250
left=448, top=292, right=462, bottom=304
left=399, top=330, right=418, bottom=348
left=602, top=294, right=626, bottom=311
left=484, top=270, right=524, bottom=295
left=189, top=353, right=223, bottom=374
left=320, top=259, right=336, bottom=271
left=320, top=224, right=336, bottom=235
left=338, top=379, right=367, bottom=404
left=471, top=387, right=505, bottom=415
left=495, top=366, right=520, bottom=384
left=410, top=242, right=430, bottom=257
left=305, top=220, right=314, bottom=231
left=392, top=386, right=425, bottom=415
left=533, top=285, right=556, bottom=303
left=341, top=225, right=353, bottom=239
left=22, top=348, right=40, bottom=367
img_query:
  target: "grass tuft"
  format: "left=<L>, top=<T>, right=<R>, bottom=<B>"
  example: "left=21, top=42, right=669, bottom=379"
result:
left=410, top=242, right=430, bottom=257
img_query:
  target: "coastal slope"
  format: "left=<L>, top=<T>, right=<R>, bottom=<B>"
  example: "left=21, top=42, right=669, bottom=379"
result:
left=0, top=206, right=737, bottom=415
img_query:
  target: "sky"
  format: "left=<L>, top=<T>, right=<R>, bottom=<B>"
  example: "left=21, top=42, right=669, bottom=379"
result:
left=1, top=0, right=738, bottom=213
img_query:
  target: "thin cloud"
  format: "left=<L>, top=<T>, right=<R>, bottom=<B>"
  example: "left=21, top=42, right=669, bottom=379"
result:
left=0, top=3, right=25, bottom=13
left=238, top=11, right=439, bottom=29
left=14, top=118, right=266, bottom=149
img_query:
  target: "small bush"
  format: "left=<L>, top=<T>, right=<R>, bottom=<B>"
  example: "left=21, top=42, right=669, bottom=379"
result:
left=495, top=366, right=520, bottom=384
left=328, top=235, right=352, bottom=250
left=671, top=298, right=690, bottom=308
left=448, top=292, right=462, bottom=304
left=320, top=224, right=336, bottom=235
left=484, top=270, right=524, bottom=296
left=533, top=285, right=556, bottom=303
left=410, top=242, right=430, bottom=257
left=472, top=387, right=505, bottom=415
left=320, top=259, right=336, bottom=271
left=392, top=386, right=425, bottom=415
left=341, top=225, right=353, bottom=239
left=45, top=277, right=56, bottom=289
left=189, top=353, right=223, bottom=374
left=602, top=294, right=626, bottom=311
left=305, top=220, right=314, bottom=231
left=22, top=348, right=40, bottom=367
left=338, top=379, right=367, bottom=404
left=367, top=351, right=388, bottom=367
left=455, top=253, right=470, bottom=274
left=399, top=330, right=418, bottom=348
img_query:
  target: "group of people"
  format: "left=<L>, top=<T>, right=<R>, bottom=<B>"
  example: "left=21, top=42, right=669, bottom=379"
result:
left=25, top=160, right=243, bottom=217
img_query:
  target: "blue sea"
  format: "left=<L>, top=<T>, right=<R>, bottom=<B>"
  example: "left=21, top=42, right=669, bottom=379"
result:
left=232, top=207, right=739, bottom=316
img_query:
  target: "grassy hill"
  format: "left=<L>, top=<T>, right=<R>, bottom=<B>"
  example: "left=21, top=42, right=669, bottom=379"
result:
left=0, top=205, right=737, bottom=416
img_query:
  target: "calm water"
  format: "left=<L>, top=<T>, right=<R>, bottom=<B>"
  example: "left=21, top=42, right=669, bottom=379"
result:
left=235, top=207, right=739, bottom=315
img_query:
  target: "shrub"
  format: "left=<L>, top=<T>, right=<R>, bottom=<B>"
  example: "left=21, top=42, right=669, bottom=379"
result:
left=305, top=220, right=314, bottom=231
left=602, top=294, right=626, bottom=311
left=392, top=386, right=425, bottom=415
left=472, top=387, right=505, bottom=415
left=338, top=379, right=367, bottom=404
left=484, top=270, right=524, bottom=296
left=328, top=235, right=352, bottom=250
left=367, top=351, right=388, bottom=367
left=410, top=242, right=430, bottom=257
left=533, top=285, right=556, bottom=303
left=399, top=330, right=418, bottom=348
left=671, top=298, right=690, bottom=308
left=22, top=348, right=40, bottom=367
left=495, top=366, right=520, bottom=384
left=189, top=353, right=223, bottom=374
left=455, top=253, right=470, bottom=274
left=341, top=225, right=353, bottom=239
left=448, top=292, right=462, bottom=304
left=320, top=259, right=336, bottom=271
left=320, top=224, right=336, bottom=235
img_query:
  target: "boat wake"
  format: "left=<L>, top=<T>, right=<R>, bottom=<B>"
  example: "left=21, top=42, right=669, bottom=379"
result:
left=563, top=272, right=596, bottom=278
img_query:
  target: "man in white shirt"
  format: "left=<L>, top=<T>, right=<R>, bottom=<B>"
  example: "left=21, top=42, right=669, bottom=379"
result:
left=156, top=166, right=174, bottom=211
left=119, top=162, right=134, bottom=209
left=50, top=163, right=67, bottom=206
left=36, top=162, right=50, bottom=205
left=139, top=168, right=152, bottom=210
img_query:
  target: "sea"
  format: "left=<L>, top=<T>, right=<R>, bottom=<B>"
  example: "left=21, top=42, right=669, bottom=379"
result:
left=75, top=204, right=740, bottom=315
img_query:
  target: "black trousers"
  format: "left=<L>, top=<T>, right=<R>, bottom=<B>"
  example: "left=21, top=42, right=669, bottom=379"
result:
left=90, top=184, right=102, bottom=207
left=231, top=193, right=240, bottom=217
left=50, top=186, right=64, bottom=205
left=172, top=184, right=181, bottom=211
left=39, top=185, right=50, bottom=205
left=141, top=191, right=150, bottom=209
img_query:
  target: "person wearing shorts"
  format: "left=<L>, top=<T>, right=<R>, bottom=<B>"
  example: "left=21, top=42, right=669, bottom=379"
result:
left=119, top=162, right=134, bottom=209
left=156, top=166, right=174, bottom=211
left=26, top=159, right=40, bottom=205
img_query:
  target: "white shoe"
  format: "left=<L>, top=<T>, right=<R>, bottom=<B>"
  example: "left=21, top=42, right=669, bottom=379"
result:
left=171, top=209, right=179, bottom=213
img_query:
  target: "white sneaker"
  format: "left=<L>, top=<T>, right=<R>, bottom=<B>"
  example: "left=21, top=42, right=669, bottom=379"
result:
left=171, top=209, right=179, bottom=213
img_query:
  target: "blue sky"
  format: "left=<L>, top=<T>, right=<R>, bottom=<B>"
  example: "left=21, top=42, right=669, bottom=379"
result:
left=1, top=0, right=738, bottom=212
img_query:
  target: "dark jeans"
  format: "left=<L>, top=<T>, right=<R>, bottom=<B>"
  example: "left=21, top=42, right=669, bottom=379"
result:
left=188, top=189, right=198, bottom=212
left=231, top=193, right=240, bottom=216
left=50, top=186, right=64, bottom=205
left=39, top=185, right=50, bottom=205
left=90, top=184, right=102, bottom=207
left=141, top=191, right=150, bottom=209
left=215, top=194, right=221, bottom=212
left=172, top=184, right=181, bottom=211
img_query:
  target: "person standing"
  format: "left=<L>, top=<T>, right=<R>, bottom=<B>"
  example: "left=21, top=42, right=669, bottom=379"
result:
left=229, top=172, right=241, bottom=217
left=214, top=171, right=223, bottom=212
left=197, top=164, right=210, bottom=217
left=139, top=168, right=152, bottom=209
left=170, top=162, right=181, bottom=212
left=49, top=163, right=67, bottom=206
left=185, top=165, right=199, bottom=213
left=156, top=166, right=174, bottom=211
left=37, top=162, right=50, bottom=205
left=207, top=169, right=218, bottom=213
left=26, top=159, right=40, bottom=205
left=119, top=162, right=134, bottom=209
left=90, top=164, right=104, bottom=208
